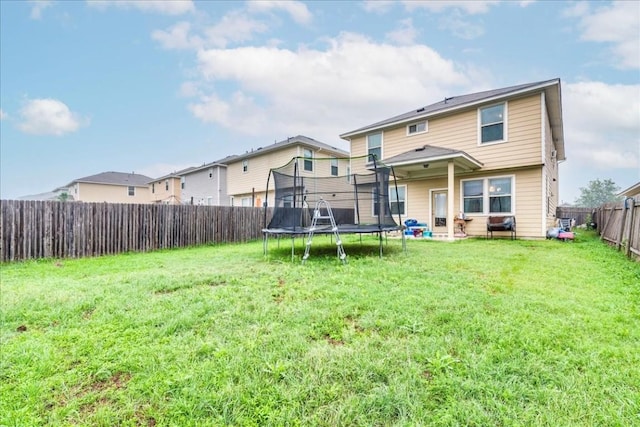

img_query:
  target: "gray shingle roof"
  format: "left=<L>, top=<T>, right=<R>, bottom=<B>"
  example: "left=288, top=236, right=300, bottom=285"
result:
left=340, top=79, right=561, bottom=138
left=227, top=135, right=349, bottom=162
left=382, top=145, right=483, bottom=169
left=71, top=171, right=153, bottom=187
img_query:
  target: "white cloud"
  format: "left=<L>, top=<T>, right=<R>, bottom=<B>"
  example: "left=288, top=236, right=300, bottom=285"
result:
left=386, top=18, right=419, bottom=45
left=188, top=33, right=474, bottom=143
left=246, top=0, right=312, bottom=25
left=438, top=10, right=485, bottom=39
left=17, top=98, right=86, bottom=136
left=362, top=1, right=395, bottom=14
left=402, top=1, right=499, bottom=15
left=0, top=109, right=7, bottom=120
left=563, top=81, right=640, bottom=170
left=153, top=11, right=269, bottom=50
left=87, top=0, right=195, bottom=15
left=570, top=1, right=640, bottom=69
left=204, top=10, right=269, bottom=48
left=152, top=21, right=203, bottom=50
left=29, top=0, right=53, bottom=20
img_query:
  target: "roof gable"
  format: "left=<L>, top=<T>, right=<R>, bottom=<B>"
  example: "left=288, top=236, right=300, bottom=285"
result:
left=226, top=135, right=349, bottom=163
left=71, top=171, right=153, bottom=187
left=340, top=79, right=561, bottom=138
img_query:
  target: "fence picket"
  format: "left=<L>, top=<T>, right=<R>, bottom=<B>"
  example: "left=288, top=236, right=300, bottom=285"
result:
left=0, top=200, right=273, bottom=262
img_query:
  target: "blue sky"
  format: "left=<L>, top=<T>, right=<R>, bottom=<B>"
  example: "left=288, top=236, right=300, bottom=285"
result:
left=1, top=0, right=638, bottom=203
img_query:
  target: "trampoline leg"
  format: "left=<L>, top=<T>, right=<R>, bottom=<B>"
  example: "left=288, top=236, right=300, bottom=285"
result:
left=291, top=236, right=295, bottom=262
left=263, top=234, right=268, bottom=256
left=379, top=233, right=383, bottom=258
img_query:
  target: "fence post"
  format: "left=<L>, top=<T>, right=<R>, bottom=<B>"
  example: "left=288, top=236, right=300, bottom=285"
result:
left=624, top=198, right=634, bottom=258
left=616, top=201, right=628, bottom=251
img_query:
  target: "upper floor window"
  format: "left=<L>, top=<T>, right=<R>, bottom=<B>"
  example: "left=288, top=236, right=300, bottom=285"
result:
left=165, top=180, right=169, bottom=191
left=367, top=132, right=382, bottom=161
left=479, top=103, right=506, bottom=144
left=330, top=157, right=338, bottom=176
left=303, top=148, right=313, bottom=172
left=462, top=176, right=514, bottom=214
left=181, top=176, right=185, bottom=190
left=128, top=186, right=135, bottom=196
left=242, top=159, right=248, bottom=173
left=407, top=121, right=427, bottom=135
left=209, top=168, right=213, bottom=179
left=152, top=183, right=155, bottom=194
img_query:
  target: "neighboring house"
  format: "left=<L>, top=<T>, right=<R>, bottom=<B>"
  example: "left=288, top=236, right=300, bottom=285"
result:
left=226, top=135, right=350, bottom=207
left=340, top=78, right=565, bottom=239
left=618, top=182, right=640, bottom=200
left=66, top=171, right=152, bottom=203
left=18, top=186, right=75, bottom=201
left=180, top=157, right=234, bottom=206
left=149, top=172, right=187, bottom=204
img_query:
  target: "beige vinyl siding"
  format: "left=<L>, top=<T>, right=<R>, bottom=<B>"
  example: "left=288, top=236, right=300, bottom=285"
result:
left=227, top=147, right=301, bottom=196
left=228, top=148, right=350, bottom=201
left=77, top=182, right=150, bottom=203
left=149, top=177, right=181, bottom=204
left=542, top=100, right=560, bottom=227
left=349, top=94, right=543, bottom=174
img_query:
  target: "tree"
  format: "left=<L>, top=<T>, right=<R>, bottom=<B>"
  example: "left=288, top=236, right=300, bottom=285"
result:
left=57, top=192, right=69, bottom=202
left=574, top=178, right=621, bottom=207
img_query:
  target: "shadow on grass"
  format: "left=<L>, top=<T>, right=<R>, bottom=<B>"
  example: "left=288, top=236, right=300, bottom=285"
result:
left=263, top=234, right=406, bottom=262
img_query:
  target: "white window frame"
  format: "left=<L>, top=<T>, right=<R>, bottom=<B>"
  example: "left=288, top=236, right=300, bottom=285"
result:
left=367, top=132, right=383, bottom=162
left=390, top=185, right=406, bottom=216
left=241, top=197, right=252, bottom=207
left=180, top=176, right=185, bottom=190
left=242, top=160, right=248, bottom=173
left=330, top=157, right=338, bottom=176
left=303, top=148, right=313, bottom=172
left=478, top=102, right=508, bottom=145
left=460, top=175, right=515, bottom=215
left=407, top=121, right=428, bottom=136
left=128, top=186, right=135, bottom=196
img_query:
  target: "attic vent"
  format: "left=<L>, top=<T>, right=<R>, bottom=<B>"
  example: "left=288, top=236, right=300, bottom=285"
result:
left=415, top=146, right=426, bottom=152
left=416, top=108, right=425, bottom=112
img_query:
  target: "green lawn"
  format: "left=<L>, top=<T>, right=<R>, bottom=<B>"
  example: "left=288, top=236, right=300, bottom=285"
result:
left=1, top=232, right=639, bottom=426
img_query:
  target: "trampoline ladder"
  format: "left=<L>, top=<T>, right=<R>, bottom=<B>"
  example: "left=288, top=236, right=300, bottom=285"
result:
left=302, top=198, right=346, bottom=264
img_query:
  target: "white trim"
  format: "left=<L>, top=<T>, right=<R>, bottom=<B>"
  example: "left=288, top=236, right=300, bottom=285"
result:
left=541, top=92, right=546, bottom=165
left=429, top=188, right=448, bottom=230
left=477, top=101, right=508, bottom=145
left=390, top=184, right=407, bottom=217
left=406, top=120, right=428, bottom=136
left=460, top=174, right=516, bottom=215
left=242, top=159, right=249, bottom=173
left=542, top=168, right=548, bottom=236
left=339, top=79, right=560, bottom=139
left=367, top=131, right=383, bottom=161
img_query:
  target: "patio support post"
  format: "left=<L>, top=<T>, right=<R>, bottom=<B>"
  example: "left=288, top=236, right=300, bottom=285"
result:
left=447, top=160, right=455, bottom=241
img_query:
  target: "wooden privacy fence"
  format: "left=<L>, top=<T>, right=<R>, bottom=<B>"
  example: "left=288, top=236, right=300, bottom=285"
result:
left=555, top=206, right=595, bottom=226
left=594, top=198, right=640, bottom=261
left=0, top=200, right=273, bottom=262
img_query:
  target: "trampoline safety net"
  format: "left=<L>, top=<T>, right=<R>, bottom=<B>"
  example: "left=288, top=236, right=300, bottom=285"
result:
left=263, top=155, right=402, bottom=235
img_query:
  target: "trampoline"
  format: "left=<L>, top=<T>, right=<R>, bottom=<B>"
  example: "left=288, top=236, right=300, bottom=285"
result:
left=262, top=155, right=405, bottom=261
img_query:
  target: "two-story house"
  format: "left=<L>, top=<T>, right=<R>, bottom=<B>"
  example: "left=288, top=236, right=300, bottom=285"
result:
left=180, top=157, right=233, bottom=206
left=65, top=171, right=152, bottom=203
left=226, top=135, right=350, bottom=207
left=340, top=79, right=565, bottom=239
left=148, top=157, right=233, bottom=205
left=149, top=172, right=184, bottom=204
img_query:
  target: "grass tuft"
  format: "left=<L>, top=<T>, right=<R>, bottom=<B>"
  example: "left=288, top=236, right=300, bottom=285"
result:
left=1, top=231, right=638, bottom=425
